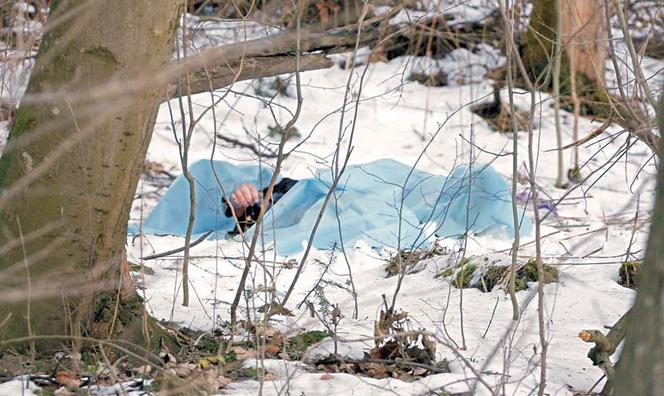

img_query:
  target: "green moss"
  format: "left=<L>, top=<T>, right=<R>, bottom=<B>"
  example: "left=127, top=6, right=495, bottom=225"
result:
left=92, top=292, right=145, bottom=328
left=49, top=0, right=62, bottom=13
left=436, top=267, right=454, bottom=279
left=454, top=259, right=558, bottom=292
left=129, top=263, right=155, bottom=275
left=286, top=330, right=330, bottom=360
left=522, top=258, right=559, bottom=284
left=267, top=125, right=300, bottom=140
left=232, top=367, right=270, bottom=380
left=223, top=350, right=237, bottom=364
left=386, top=246, right=444, bottom=277
left=196, top=335, right=220, bottom=354
left=196, top=352, right=236, bottom=369
left=619, top=261, right=640, bottom=289
left=479, top=265, right=508, bottom=292
left=385, top=254, right=403, bottom=277
left=452, top=260, right=477, bottom=288
left=89, top=293, right=182, bottom=356
left=477, top=265, right=531, bottom=293
left=0, top=107, right=35, bottom=189
left=435, top=358, right=451, bottom=373
left=82, top=46, right=119, bottom=64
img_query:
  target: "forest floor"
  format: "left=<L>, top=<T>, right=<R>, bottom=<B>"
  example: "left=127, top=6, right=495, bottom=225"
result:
left=1, top=1, right=663, bottom=395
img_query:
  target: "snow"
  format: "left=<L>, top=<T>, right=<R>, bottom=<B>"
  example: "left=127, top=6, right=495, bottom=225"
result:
left=126, top=53, right=656, bottom=396
left=227, top=358, right=491, bottom=395
left=435, top=44, right=505, bottom=85
left=605, top=32, right=664, bottom=107
left=124, top=6, right=663, bottom=391
left=0, top=4, right=662, bottom=395
left=379, top=0, right=498, bottom=26
left=0, top=53, right=33, bottom=106
left=177, top=16, right=280, bottom=58
left=0, top=376, right=39, bottom=396
left=0, top=121, right=8, bottom=154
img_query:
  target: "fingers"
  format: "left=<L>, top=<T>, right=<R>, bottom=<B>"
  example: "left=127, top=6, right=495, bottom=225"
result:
left=245, top=184, right=260, bottom=204
left=241, top=184, right=259, bottom=206
left=231, top=183, right=260, bottom=210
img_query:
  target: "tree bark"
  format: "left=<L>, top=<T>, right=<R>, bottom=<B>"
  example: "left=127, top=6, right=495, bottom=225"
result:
left=172, top=54, right=332, bottom=98
left=0, top=0, right=180, bottom=352
left=522, top=0, right=607, bottom=94
left=0, top=1, right=394, bottom=354
left=560, top=0, right=607, bottom=86
left=612, top=93, right=664, bottom=394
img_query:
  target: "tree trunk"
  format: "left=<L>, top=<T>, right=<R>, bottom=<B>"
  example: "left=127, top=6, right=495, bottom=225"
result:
left=0, top=1, right=395, bottom=354
left=613, top=94, right=664, bottom=394
left=0, top=0, right=180, bottom=352
left=522, top=0, right=607, bottom=98
left=559, top=0, right=607, bottom=87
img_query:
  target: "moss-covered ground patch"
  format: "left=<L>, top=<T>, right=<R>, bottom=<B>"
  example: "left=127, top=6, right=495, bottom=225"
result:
left=285, top=330, right=330, bottom=360
left=618, top=261, right=640, bottom=289
left=451, top=258, right=477, bottom=288
left=385, top=245, right=447, bottom=277
left=437, top=257, right=559, bottom=292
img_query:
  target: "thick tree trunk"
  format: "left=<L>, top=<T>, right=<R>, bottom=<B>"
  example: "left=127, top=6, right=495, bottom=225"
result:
left=0, top=0, right=180, bottom=352
left=522, top=0, right=607, bottom=95
left=613, top=94, right=664, bottom=394
left=0, top=1, right=394, bottom=354
left=559, top=0, right=607, bottom=87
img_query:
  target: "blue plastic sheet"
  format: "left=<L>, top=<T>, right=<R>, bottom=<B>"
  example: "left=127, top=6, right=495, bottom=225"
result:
left=136, top=159, right=532, bottom=255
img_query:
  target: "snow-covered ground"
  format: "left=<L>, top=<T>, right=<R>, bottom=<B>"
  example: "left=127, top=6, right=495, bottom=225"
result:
left=126, top=50, right=659, bottom=396
left=1, top=1, right=663, bottom=395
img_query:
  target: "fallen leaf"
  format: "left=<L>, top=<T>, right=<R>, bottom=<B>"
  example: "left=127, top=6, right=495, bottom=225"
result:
left=579, top=330, right=592, bottom=342
left=412, top=367, right=428, bottom=376
left=202, top=369, right=232, bottom=390
left=365, top=363, right=389, bottom=379
left=172, top=363, right=198, bottom=377
left=331, top=305, right=342, bottom=319
left=134, top=365, right=152, bottom=375
left=198, top=356, right=222, bottom=369
left=263, top=344, right=280, bottom=355
left=54, top=372, right=81, bottom=388
left=320, top=373, right=333, bottom=380
left=218, top=375, right=232, bottom=388
left=233, top=346, right=257, bottom=360
left=255, top=324, right=278, bottom=337
left=258, top=303, right=294, bottom=317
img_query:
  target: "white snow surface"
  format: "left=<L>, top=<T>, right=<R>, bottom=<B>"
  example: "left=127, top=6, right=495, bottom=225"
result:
left=0, top=376, right=38, bottom=396
left=126, top=54, right=658, bottom=395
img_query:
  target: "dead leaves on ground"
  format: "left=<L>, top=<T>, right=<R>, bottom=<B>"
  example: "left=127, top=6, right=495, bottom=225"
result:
left=471, top=100, right=529, bottom=133
left=310, top=307, right=449, bottom=382
left=17, top=315, right=448, bottom=394
left=312, top=336, right=449, bottom=382
left=156, top=360, right=233, bottom=394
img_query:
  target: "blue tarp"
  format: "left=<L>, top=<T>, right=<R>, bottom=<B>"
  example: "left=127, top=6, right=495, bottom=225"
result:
left=136, top=159, right=532, bottom=255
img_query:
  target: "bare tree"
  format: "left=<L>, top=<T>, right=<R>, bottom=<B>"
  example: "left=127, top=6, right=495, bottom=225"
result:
left=0, top=0, right=182, bottom=351
left=523, top=0, right=607, bottom=91
left=613, top=92, right=664, bottom=395
left=0, top=0, right=390, bottom=351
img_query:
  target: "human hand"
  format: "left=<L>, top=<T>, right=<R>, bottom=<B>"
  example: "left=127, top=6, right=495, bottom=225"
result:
left=230, top=183, right=260, bottom=212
